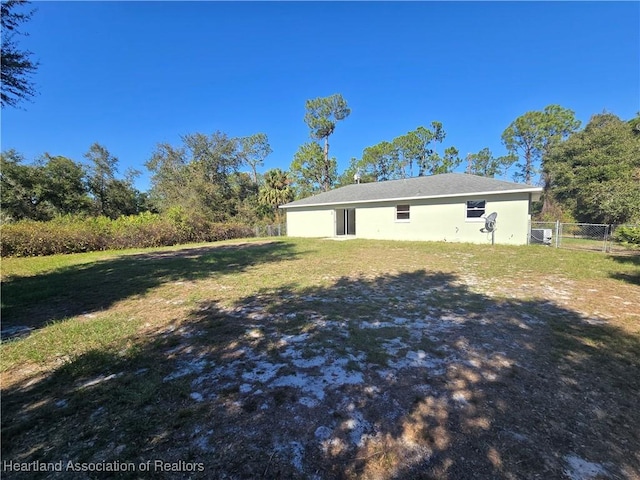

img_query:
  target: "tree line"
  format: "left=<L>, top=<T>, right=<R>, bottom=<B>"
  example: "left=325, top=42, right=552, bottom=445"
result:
left=1, top=134, right=293, bottom=225
left=289, top=96, right=639, bottom=225
left=1, top=144, right=147, bottom=222
left=2, top=94, right=639, bottom=226
left=3, top=1, right=637, bottom=233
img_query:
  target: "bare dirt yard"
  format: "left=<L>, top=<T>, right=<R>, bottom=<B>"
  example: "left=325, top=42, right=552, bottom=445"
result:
left=2, top=239, right=639, bottom=479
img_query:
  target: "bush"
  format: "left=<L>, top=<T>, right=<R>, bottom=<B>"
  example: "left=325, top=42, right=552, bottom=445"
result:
left=0, top=212, right=255, bottom=257
left=612, top=225, right=640, bottom=247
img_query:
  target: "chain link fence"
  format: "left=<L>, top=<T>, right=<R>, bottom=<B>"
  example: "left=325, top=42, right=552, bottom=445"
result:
left=252, top=224, right=286, bottom=237
left=530, top=221, right=639, bottom=253
left=609, top=224, right=640, bottom=254
left=255, top=222, right=637, bottom=252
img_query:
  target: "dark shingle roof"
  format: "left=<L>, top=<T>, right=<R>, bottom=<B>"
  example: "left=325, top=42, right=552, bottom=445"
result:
left=281, top=173, right=542, bottom=209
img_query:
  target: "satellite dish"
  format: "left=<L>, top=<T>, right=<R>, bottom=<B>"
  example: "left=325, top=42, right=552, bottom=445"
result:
left=484, top=212, right=497, bottom=232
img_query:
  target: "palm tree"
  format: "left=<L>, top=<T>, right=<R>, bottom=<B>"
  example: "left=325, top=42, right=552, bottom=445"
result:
left=258, top=169, right=294, bottom=221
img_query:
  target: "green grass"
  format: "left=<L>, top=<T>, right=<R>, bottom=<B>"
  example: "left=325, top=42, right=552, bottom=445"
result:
left=0, top=241, right=224, bottom=280
left=1, top=313, right=140, bottom=367
left=1, top=237, right=639, bottom=479
left=3, top=237, right=636, bottom=372
left=559, top=236, right=607, bottom=251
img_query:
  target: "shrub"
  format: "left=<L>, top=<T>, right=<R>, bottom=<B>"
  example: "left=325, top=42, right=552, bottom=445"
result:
left=0, top=218, right=108, bottom=257
left=612, top=225, right=640, bottom=247
left=0, top=212, right=255, bottom=257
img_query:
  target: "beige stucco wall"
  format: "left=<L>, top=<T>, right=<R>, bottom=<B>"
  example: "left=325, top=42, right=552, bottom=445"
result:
left=285, top=208, right=335, bottom=238
left=285, top=192, right=533, bottom=245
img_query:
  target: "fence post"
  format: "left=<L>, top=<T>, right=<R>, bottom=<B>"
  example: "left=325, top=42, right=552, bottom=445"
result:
left=277, top=224, right=281, bottom=236
left=555, top=220, right=560, bottom=248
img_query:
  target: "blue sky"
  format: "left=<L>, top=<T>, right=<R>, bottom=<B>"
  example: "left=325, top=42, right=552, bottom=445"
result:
left=2, top=1, right=638, bottom=191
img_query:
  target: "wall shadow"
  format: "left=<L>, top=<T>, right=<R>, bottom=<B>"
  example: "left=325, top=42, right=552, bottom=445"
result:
left=2, top=269, right=639, bottom=479
left=1, top=241, right=298, bottom=338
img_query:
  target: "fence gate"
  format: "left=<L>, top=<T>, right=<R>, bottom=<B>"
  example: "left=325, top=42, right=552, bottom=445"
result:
left=557, top=223, right=609, bottom=252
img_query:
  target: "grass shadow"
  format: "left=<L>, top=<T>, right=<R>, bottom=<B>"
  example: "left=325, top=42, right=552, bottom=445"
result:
left=1, top=240, right=298, bottom=338
left=2, top=269, right=639, bottom=479
left=608, top=252, right=640, bottom=285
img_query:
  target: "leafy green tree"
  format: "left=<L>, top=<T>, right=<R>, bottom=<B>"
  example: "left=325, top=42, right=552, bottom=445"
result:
left=103, top=177, right=143, bottom=217
left=0, top=149, right=41, bottom=220
left=361, top=141, right=402, bottom=182
left=145, top=142, right=189, bottom=212
left=347, top=122, right=460, bottom=183
left=134, top=191, right=155, bottom=214
left=391, top=132, right=418, bottom=178
left=502, top=105, right=581, bottom=218
left=428, top=146, right=462, bottom=175
left=629, top=112, right=640, bottom=135
left=304, top=93, right=350, bottom=191
left=227, top=171, right=260, bottom=222
left=290, top=142, right=337, bottom=197
left=465, top=148, right=516, bottom=177
left=184, top=132, right=242, bottom=219
left=84, top=143, right=118, bottom=216
left=336, top=157, right=377, bottom=187
left=1, top=151, right=95, bottom=221
left=1, top=147, right=143, bottom=221
left=146, top=131, right=244, bottom=221
left=545, top=113, right=640, bottom=224
left=84, top=143, right=143, bottom=218
left=502, top=105, right=581, bottom=185
left=392, top=123, right=460, bottom=177
left=407, top=123, right=446, bottom=176
left=239, top=133, right=272, bottom=184
left=1, top=0, right=38, bottom=108
left=38, top=154, right=91, bottom=216
left=259, top=168, right=294, bottom=220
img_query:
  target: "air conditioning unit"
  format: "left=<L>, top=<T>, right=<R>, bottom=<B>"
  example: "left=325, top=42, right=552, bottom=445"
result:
left=530, top=229, right=552, bottom=245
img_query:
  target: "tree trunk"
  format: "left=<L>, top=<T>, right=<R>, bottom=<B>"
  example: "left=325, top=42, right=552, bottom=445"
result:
left=323, top=136, right=330, bottom=191
left=324, top=136, right=329, bottom=161
left=540, top=169, right=562, bottom=219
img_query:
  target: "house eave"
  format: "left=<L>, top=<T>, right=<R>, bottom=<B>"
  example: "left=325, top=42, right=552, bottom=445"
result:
left=279, top=187, right=543, bottom=209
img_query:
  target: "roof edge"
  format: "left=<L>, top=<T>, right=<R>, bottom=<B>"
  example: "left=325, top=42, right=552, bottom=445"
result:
left=280, top=187, right=543, bottom=209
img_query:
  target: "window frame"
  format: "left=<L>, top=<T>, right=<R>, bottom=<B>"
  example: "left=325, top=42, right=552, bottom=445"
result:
left=395, top=204, right=410, bottom=222
left=465, top=200, right=486, bottom=221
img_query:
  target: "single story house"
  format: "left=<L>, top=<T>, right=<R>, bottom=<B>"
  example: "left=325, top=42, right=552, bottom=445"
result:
left=279, top=173, right=543, bottom=245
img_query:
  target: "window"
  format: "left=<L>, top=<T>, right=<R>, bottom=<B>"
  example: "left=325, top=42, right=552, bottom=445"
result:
left=396, top=204, right=410, bottom=221
left=466, top=200, right=486, bottom=219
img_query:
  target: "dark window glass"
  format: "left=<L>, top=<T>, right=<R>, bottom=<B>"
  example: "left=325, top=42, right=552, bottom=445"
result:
left=466, top=200, right=486, bottom=218
left=396, top=204, right=410, bottom=220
